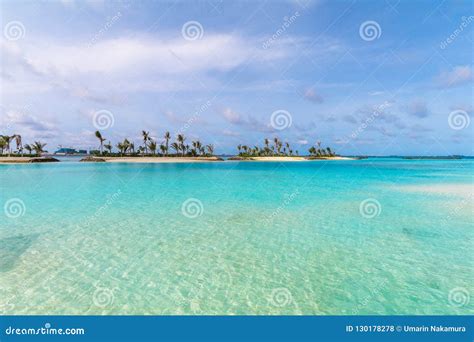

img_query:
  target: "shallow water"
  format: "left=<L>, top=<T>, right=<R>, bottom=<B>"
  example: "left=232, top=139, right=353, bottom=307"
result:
left=0, top=158, right=472, bottom=314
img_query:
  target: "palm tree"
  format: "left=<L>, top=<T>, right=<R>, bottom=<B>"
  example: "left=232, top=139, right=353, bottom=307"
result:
left=273, top=137, right=283, bottom=155
left=159, top=144, right=166, bottom=156
left=32, top=141, right=46, bottom=156
left=12, top=134, right=22, bottom=155
left=148, top=140, right=157, bottom=155
left=95, top=131, right=106, bottom=154
left=164, top=131, right=171, bottom=156
left=123, top=139, right=131, bottom=154
left=170, top=142, right=180, bottom=156
left=104, top=141, right=112, bottom=154
left=142, top=131, right=150, bottom=155
left=192, top=140, right=202, bottom=156
left=206, top=144, right=214, bottom=156
left=0, top=136, right=6, bottom=154
left=24, top=144, right=32, bottom=155
left=129, top=142, right=135, bottom=154
left=177, top=134, right=185, bottom=156
left=116, top=142, right=125, bottom=156
left=1, top=135, right=11, bottom=156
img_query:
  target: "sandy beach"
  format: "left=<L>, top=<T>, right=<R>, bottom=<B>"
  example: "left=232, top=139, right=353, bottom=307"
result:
left=89, top=156, right=224, bottom=163
left=249, top=156, right=307, bottom=162
left=307, top=156, right=355, bottom=161
left=0, top=156, right=357, bottom=163
left=229, top=156, right=356, bottom=162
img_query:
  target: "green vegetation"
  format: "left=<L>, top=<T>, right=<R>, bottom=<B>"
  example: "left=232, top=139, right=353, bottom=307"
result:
left=235, top=138, right=336, bottom=158
left=0, top=134, right=44, bottom=156
left=308, top=141, right=336, bottom=157
left=236, top=137, right=298, bottom=157
left=91, top=131, right=216, bottom=157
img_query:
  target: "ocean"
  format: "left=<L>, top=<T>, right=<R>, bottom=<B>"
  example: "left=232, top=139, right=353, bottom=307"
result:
left=0, top=158, right=472, bottom=314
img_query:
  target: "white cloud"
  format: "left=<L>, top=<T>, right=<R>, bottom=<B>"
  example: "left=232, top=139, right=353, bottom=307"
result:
left=435, top=65, right=472, bottom=88
left=8, top=34, right=290, bottom=78
left=303, top=88, right=323, bottom=103
left=1, top=33, right=304, bottom=100
left=222, top=129, right=240, bottom=137
left=2, top=110, right=59, bottom=141
left=405, top=100, right=430, bottom=118
left=222, top=108, right=243, bottom=124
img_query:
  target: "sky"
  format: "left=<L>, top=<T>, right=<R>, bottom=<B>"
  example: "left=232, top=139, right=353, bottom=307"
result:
left=0, top=0, right=473, bottom=155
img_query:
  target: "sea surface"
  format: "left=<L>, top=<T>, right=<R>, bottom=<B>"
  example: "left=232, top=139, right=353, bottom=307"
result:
left=0, top=158, right=472, bottom=315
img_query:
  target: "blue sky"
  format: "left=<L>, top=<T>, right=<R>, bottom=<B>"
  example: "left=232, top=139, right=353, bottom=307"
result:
left=1, top=0, right=472, bottom=155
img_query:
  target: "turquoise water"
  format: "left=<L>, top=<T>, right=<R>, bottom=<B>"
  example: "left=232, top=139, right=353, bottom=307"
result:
left=0, top=159, right=472, bottom=315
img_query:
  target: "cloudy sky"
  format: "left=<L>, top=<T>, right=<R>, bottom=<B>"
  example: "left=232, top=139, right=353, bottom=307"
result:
left=1, top=0, right=472, bottom=155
